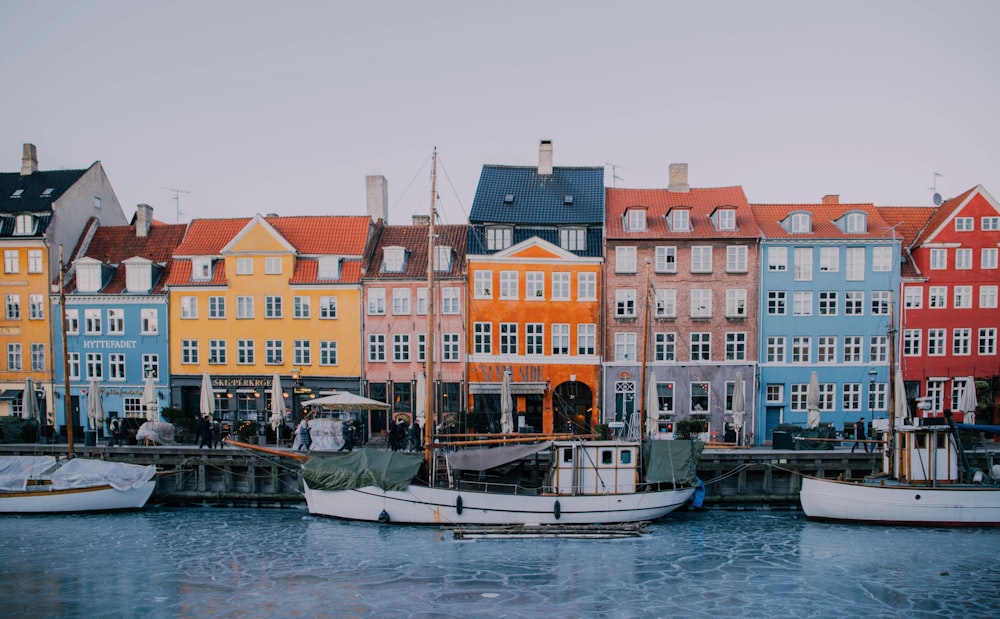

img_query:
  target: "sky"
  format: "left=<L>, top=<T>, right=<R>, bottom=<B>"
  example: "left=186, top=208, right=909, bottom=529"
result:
left=2, top=1, right=998, bottom=227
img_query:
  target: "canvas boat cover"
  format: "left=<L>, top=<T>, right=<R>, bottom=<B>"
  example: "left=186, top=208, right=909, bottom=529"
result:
left=642, top=440, right=703, bottom=486
left=446, top=441, right=553, bottom=471
left=136, top=422, right=175, bottom=445
left=49, top=458, right=156, bottom=491
left=0, top=456, right=58, bottom=491
left=302, top=449, right=423, bottom=491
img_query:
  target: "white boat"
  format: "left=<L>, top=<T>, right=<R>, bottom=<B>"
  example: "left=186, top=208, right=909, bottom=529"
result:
left=0, top=455, right=157, bottom=514
left=302, top=439, right=702, bottom=525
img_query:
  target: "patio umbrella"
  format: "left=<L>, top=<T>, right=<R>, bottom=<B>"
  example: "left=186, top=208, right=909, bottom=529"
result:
left=306, top=391, right=390, bottom=411
left=142, top=374, right=158, bottom=422
left=731, top=372, right=746, bottom=445
left=957, top=376, right=978, bottom=424
left=500, top=369, right=514, bottom=434
left=269, top=372, right=286, bottom=440
left=22, top=377, right=41, bottom=426
left=86, top=379, right=105, bottom=432
left=806, top=371, right=820, bottom=429
left=414, top=371, right=426, bottom=428
left=645, top=371, right=660, bottom=438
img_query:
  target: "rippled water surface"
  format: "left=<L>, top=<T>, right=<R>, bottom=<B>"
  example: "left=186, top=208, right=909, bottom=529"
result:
left=1, top=507, right=998, bottom=618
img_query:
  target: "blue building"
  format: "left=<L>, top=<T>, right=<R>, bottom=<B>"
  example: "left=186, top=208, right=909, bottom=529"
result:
left=754, top=196, right=901, bottom=444
left=52, top=205, right=187, bottom=441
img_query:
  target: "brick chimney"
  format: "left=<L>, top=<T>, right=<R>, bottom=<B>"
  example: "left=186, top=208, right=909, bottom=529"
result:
left=21, top=143, right=38, bottom=176
left=538, top=140, right=553, bottom=176
left=822, top=194, right=839, bottom=204
left=135, top=204, right=153, bottom=237
left=366, top=175, right=389, bottom=223
left=668, top=163, right=689, bottom=193
left=412, top=214, right=430, bottom=226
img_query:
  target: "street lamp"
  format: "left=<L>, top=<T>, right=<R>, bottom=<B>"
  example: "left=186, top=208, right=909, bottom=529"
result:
left=290, top=367, right=301, bottom=426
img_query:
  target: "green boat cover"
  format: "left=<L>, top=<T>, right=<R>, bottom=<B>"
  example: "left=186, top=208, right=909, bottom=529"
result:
left=302, top=448, right=423, bottom=491
left=642, top=440, right=704, bottom=486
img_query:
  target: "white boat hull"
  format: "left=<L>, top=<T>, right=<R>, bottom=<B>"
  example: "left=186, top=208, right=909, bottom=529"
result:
left=304, top=482, right=694, bottom=525
left=800, top=475, right=1000, bottom=526
left=0, top=481, right=156, bottom=514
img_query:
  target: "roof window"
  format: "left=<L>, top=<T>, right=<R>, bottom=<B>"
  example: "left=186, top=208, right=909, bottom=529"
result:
left=503, top=194, right=515, bottom=205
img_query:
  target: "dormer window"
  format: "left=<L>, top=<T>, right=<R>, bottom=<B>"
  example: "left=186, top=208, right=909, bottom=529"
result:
left=14, top=214, right=34, bottom=235
left=124, top=258, right=153, bottom=293
left=76, top=261, right=102, bottom=293
left=434, top=246, right=453, bottom=272
left=786, top=212, right=811, bottom=234
left=486, top=226, right=512, bottom=251
left=844, top=212, right=866, bottom=234
left=318, top=256, right=341, bottom=280
left=192, top=257, right=212, bottom=281
left=503, top=194, right=515, bottom=205
left=625, top=208, right=647, bottom=232
left=715, top=209, right=736, bottom=231
left=668, top=209, right=690, bottom=232
left=382, top=247, right=407, bottom=273
left=559, top=227, right=586, bottom=251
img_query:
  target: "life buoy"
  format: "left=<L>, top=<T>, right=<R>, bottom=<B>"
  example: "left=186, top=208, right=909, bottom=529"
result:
left=456, top=495, right=463, bottom=515
left=554, top=500, right=561, bottom=520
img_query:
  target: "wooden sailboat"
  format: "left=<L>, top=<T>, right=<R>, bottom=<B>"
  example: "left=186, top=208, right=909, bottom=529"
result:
left=0, top=247, right=156, bottom=514
left=799, top=305, right=1000, bottom=526
left=300, top=149, right=703, bottom=525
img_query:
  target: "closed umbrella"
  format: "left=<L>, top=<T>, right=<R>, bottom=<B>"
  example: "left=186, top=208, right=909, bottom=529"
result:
left=500, top=369, right=514, bottom=434
left=957, top=376, right=978, bottom=424
left=199, top=372, right=215, bottom=419
left=142, top=375, right=158, bottom=422
left=806, top=371, right=820, bottom=429
left=86, top=379, right=105, bottom=432
left=645, top=371, right=660, bottom=438
left=269, top=372, right=286, bottom=442
left=415, top=371, right=426, bottom=428
left=22, top=378, right=41, bottom=427
left=892, top=367, right=907, bottom=422
left=731, top=372, right=746, bottom=445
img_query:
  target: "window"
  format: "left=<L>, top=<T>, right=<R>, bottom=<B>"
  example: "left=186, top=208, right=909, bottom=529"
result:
left=14, top=214, right=34, bottom=234
left=767, top=246, right=787, bottom=271
left=526, top=272, right=544, bottom=299
left=552, top=272, right=571, bottom=300
left=441, top=287, right=460, bottom=314
left=265, top=296, right=283, bottom=318
left=317, top=256, right=340, bottom=280
left=928, top=286, right=947, bottom=309
left=500, top=271, right=518, bottom=299
left=869, top=336, right=888, bottom=363
left=616, top=246, right=637, bottom=273
left=954, top=286, right=972, bottom=309
left=725, top=289, right=747, bottom=318
left=208, top=296, right=226, bottom=319
left=792, top=336, right=811, bottom=363
left=68, top=352, right=80, bottom=379
left=819, top=247, right=839, bottom=272
left=442, top=333, right=460, bottom=361
left=903, top=330, right=921, bottom=356
left=927, top=329, right=946, bottom=356
left=794, top=247, right=813, bottom=281
left=265, top=257, right=282, bottom=274
left=691, top=382, right=709, bottom=413
left=872, top=246, right=892, bottom=272
left=904, top=287, right=922, bottom=309
left=84, top=309, right=101, bottom=334
left=180, top=296, right=198, bottom=319
left=983, top=248, right=999, bottom=269
left=690, top=289, right=712, bottom=318
left=925, top=380, right=944, bottom=413
left=767, top=291, right=787, bottom=315
left=86, top=352, right=101, bottom=379
left=382, top=247, right=406, bottom=273
left=845, top=291, right=864, bottom=315
left=670, top=210, right=690, bottom=232
left=577, top=272, right=596, bottom=301
left=726, top=246, right=747, bottom=273
left=818, top=291, right=838, bottom=315
left=819, top=383, right=836, bottom=411
left=486, top=227, right=512, bottom=251
left=953, top=328, right=971, bottom=356
left=3, top=250, right=18, bottom=274
left=615, top=332, right=637, bottom=361
left=792, top=291, right=812, bottom=316
left=434, top=246, right=452, bottom=272
left=559, top=228, right=586, bottom=251
left=29, top=294, right=44, bottom=320
left=416, top=287, right=428, bottom=315
left=473, top=322, right=492, bottom=354
left=626, top=209, right=646, bottom=231
left=716, top=209, right=736, bottom=231
left=367, top=334, right=386, bottom=362
left=655, top=289, right=677, bottom=318
left=616, top=289, right=637, bottom=317
left=107, top=308, right=123, bottom=333
left=655, top=246, right=677, bottom=273
left=209, top=340, right=227, bottom=364
left=691, top=246, right=712, bottom=273
left=236, top=258, right=253, bottom=275
left=181, top=340, right=199, bottom=364
left=76, top=263, right=101, bottom=291
left=320, top=341, right=338, bottom=366
left=845, top=212, right=866, bottom=233
left=392, top=288, right=411, bottom=314
left=955, top=217, right=974, bottom=231
left=237, top=340, right=255, bottom=364
left=499, top=323, right=518, bottom=354
left=983, top=216, right=1000, bottom=231
left=726, top=332, right=746, bottom=361
left=654, top=332, right=675, bottom=361
left=869, top=382, right=887, bottom=412
left=844, top=336, right=863, bottom=362
left=956, top=248, right=972, bottom=270
left=191, top=257, right=212, bottom=280
left=94, top=196, right=101, bottom=210
left=789, top=212, right=811, bottom=233
left=293, top=340, right=311, bottom=367
left=264, top=340, right=283, bottom=364
left=551, top=324, right=570, bottom=355
left=690, top=333, right=711, bottom=360
left=367, top=289, right=385, bottom=315
left=236, top=296, right=254, bottom=319
left=393, top=334, right=410, bottom=361
left=655, top=382, right=675, bottom=414
left=846, top=248, right=865, bottom=281
left=319, top=296, right=337, bottom=319
left=293, top=296, right=311, bottom=318
left=526, top=323, right=544, bottom=355
left=766, top=384, right=784, bottom=404
left=929, top=249, right=947, bottom=270
left=871, top=291, right=890, bottom=315
left=981, top=286, right=998, bottom=308
left=577, top=324, right=596, bottom=355
left=790, top=384, right=808, bottom=411
left=30, top=343, right=44, bottom=372
left=65, top=309, right=79, bottom=334
left=6, top=343, right=21, bottom=371
left=817, top=336, right=836, bottom=363
left=766, top=336, right=785, bottom=363
left=474, top=270, right=492, bottom=298
left=979, top=328, right=997, bottom=356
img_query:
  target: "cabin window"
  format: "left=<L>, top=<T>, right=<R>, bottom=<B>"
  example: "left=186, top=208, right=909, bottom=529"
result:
left=620, top=450, right=632, bottom=465
left=601, top=450, right=613, bottom=465
left=562, top=448, right=573, bottom=463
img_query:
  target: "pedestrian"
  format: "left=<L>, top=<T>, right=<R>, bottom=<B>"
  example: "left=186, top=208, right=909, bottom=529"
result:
left=110, top=418, right=123, bottom=447
left=212, top=421, right=222, bottom=448
left=409, top=420, right=421, bottom=451
left=387, top=419, right=398, bottom=451
left=198, top=414, right=212, bottom=448
left=297, top=419, right=312, bottom=451
left=339, top=420, right=354, bottom=451
left=852, top=417, right=869, bottom=453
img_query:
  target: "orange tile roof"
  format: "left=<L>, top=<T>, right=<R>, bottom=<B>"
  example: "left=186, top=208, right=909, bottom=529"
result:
left=173, top=215, right=371, bottom=257
left=606, top=186, right=754, bottom=238
left=751, top=203, right=896, bottom=239
left=290, top=259, right=363, bottom=285
left=173, top=218, right=249, bottom=256
left=911, top=186, right=979, bottom=247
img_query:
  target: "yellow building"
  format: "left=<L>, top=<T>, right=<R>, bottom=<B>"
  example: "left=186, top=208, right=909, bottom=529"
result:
left=166, top=214, right=372, bottom=435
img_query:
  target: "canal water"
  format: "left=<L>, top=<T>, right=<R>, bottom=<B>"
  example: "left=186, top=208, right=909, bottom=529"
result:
left=1, top=507, right=997, bottom=619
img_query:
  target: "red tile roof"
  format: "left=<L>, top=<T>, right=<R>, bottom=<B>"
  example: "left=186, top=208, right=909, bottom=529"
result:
left=364, top=224, right=468, bottom=280
left=911, top=186, right=979, bottom=247
left=69, top=221, right=188, bottom=293
left=290, top=258, right=363, bottom=285
left=606, top=186, right=754, bottom=239
left=877, top=206, right=936, bottom=278
left=751, top=203, right=896, bottom=239
left=173, top=215, right=371, bottom=256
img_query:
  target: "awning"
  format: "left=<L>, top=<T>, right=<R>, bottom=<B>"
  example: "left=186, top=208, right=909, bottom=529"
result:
left=469, top=382, right=547, bottom=395
left=0, top=390, right=23, bottom=401
left=447, top=441, right=553, bottom=471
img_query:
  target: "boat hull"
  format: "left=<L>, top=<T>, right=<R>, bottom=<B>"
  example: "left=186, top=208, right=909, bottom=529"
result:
left=0, top=482, right=156, bottom=514
left=303, top=482, right=694, bottom=525
left=800, top=475, right=1000, bottom=526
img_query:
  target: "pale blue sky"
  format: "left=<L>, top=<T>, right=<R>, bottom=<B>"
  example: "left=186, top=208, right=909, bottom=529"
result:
left=2, top=1, right=997, bottom=226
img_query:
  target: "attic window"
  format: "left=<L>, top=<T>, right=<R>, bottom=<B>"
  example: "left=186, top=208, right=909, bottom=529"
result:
left=382, top=247, right=406, bottom=273
left=564, top=195, right=573, bottom=206
left=41, top=188, right=54, bottom=197
left=11, top=189, right=24, bottom=198
left=434, top=246, right=453, bottom=272
left=318, top=256, right=341, bottom=280
left=503, top=194, right=515, bottom=204
left=625, top=209, right=646, bottom=232
left=14, top=214, right=34, bottom=235
left=715, top=209, right=736, bottom=231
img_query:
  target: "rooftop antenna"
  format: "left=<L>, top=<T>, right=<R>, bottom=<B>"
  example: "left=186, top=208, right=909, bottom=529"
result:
left=928, top=172, right=943, bottom=206
left=160, top=186, right=190, bottom=223
left=605, top=162, right=627, bottom=187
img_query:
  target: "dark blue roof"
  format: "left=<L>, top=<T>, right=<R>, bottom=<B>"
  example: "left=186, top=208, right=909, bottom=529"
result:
left=0, top=169, right=87, bottom=215
left=467, top=225, right=604, bottom=258
left=469, top=165, right=604, bottom=225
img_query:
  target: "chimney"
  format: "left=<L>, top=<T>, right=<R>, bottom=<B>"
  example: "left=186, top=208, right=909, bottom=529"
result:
left=366, top=175, right=389, bottom=224
left=538, top=140, right=553, bottom=176
left=822, top=194, right=839, bottom=205
left=135, top=204, right=153, bottom=237
left=21, top=143, right=38, bottom=176
left=668, top=163, right=689, bottom=193
left=412, top=214, right=430, bottom=226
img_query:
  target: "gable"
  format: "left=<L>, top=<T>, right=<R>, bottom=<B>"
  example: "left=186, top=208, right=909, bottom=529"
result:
left=223, top=215, right=295, bottom=254
left=509, top=244, right=564, bottom=260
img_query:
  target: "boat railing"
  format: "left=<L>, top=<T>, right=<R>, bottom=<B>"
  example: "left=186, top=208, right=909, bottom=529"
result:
left=455, top=479, right=540, bottom=496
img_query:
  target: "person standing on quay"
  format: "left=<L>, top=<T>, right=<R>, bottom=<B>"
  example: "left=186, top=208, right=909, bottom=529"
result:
left=198, top=414, right=212, bottom=448
left=852, top=417, right=869, bottom=453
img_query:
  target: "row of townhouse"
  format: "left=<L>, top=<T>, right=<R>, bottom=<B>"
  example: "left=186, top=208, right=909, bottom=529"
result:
left=3, top=142, right=999, bottom=444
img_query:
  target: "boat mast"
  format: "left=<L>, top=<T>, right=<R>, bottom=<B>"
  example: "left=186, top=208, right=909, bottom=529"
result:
left=59, top=246, right=75, bottom=459
left=423, top=148, right=438, bottom=458
left=887, top=300, right=897, bottom=478
left=637, top=259, right=652, bottom=440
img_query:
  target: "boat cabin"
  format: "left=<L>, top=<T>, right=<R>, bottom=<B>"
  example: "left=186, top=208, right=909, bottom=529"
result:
left=890, top=423, right=960, bottom=485
left=550, top=441, right=638, bottom=495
